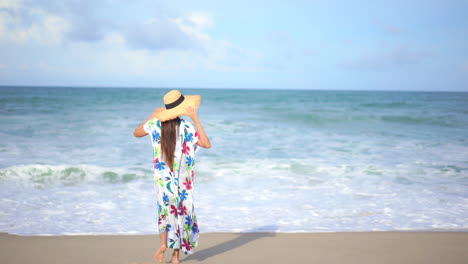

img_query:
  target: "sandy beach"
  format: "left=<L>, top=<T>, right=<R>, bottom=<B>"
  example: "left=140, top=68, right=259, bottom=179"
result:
left=1, top=231, right=467, bottom=264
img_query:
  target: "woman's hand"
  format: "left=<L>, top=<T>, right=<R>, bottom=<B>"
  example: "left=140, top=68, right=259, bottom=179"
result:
left=185, top=106, right=198, bottom=120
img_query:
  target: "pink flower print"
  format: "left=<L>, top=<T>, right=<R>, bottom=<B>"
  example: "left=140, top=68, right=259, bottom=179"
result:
left=158, top=214, right=166, bottom=225
left=182, top=238, right=192, bottom=251
left=182, top=142, right=190, bottom=155
left=170, top=204, right=178, bottom=216
left=183, top=178, right=192, bottom=190
left=178, top=202, right=187, bottom=216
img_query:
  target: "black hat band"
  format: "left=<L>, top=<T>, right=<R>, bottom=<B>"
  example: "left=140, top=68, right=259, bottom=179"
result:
left=165, top=95, right=185, bottom=109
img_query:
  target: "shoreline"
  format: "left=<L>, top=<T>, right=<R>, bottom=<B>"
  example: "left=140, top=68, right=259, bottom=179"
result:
left=3, top=228, right=468, bottom=236
left=1, top=231, right=467, bottom=264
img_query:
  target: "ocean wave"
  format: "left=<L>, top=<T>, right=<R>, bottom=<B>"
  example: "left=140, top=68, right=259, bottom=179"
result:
left=358, top=102, right=419, bottom=108
left=1, top=158, right=467, bottom=235
left=379, top=114, right=453, bottom=126
left=275, top=111, right=461, bottom=127
left=0, top=164, right=152, bottom=188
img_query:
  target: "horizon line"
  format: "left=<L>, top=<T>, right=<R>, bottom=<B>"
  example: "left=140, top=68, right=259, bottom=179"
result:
left=0, top=84, right=466, bottom=93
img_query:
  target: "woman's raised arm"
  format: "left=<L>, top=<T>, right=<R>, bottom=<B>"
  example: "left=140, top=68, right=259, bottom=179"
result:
left=133, top=107, right=165, bottom=137
left=185, top=106, right=211, bottom=149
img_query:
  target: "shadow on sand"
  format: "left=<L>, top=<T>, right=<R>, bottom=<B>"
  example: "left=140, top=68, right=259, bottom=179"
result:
left=183, top=226, right=277, bottom=262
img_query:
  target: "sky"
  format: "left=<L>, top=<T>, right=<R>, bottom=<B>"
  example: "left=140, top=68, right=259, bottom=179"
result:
left=0, top=0, right=467, bottom=91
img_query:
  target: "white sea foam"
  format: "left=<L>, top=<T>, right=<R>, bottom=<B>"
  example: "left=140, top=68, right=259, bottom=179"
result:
left=1, top=157, right=467, bottom=235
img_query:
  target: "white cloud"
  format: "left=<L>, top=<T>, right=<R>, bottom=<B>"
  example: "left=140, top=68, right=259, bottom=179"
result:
left=186, top=12, right=215, bottom=30
left=0, top=1, right=269, bottom=83
left=170, top=12, right=215, bottom=46
left=68, top=33, right=265, bottom=78
left=123, top=17, right=194, bottom=51
left=0, top=0, right=24, bottom=9
left=0, top=6, right=70, bottom=44
left=0, top=3, right=216, bottom=51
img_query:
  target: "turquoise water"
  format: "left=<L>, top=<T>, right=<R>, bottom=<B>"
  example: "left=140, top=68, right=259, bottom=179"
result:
left=0, top=86, right=467, bottom=235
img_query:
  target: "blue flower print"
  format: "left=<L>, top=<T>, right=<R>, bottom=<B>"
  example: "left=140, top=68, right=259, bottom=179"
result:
left=185, top=215, right=192, bottom=226
left=155, top=160, right=166, bottom=170
left=186, top=156, right=194, bottom=167
left=180, top=190, right=188, bottom=201
left=185, top=132, right=193, bottom=143
left=166, top=224, right=172, bottom=232
left=163, top=192, right=169, bottom=206
left=152, top=131, right=160, bottom=142
left=192, top=223, right=199, bottom=234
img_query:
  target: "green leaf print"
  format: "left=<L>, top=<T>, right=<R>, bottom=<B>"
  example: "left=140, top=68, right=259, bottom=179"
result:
left=155, top=177, right=165, bottom=187
left=170, top=240, right=176, bottom=248
left=166, top=182, right=173, bottom=194
left=184, top=224, right=191, bottom=231
left=162, top=208, right=168, bottom=217
left=148, top=119, right=156, bottom=128
left=153, top=146, right=160, bottom=157
left=173, top=160, right=179, bottom=171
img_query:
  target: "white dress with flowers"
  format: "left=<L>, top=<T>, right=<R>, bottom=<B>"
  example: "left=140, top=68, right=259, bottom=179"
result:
left=144, top=117, right=200, bottom=255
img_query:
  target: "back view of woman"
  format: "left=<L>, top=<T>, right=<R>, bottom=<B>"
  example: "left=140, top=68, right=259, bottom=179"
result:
left=134, top=90, right=211, bottom=263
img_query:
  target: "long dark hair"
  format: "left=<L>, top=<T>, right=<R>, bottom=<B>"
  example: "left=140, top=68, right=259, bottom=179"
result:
left=160, top=117, right=180, bottom=170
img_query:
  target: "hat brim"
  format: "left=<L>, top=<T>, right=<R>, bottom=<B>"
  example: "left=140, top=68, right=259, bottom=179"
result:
left=154, top=95, right=201, bottom=122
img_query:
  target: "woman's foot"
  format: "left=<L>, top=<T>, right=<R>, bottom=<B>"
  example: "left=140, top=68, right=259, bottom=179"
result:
left=153, top=244, right=167, bottom=264
left=171, top=249, right=180, bottom=264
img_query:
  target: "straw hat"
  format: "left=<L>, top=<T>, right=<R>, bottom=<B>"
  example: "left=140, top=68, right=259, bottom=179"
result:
left=155, top=90, right=201, bottom=122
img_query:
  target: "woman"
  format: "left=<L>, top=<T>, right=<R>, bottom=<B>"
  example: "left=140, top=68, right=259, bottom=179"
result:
left=134, top=90, right=211, bottom=264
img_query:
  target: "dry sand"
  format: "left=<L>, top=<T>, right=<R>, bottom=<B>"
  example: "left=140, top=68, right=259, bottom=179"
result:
left=1, top=231, right=467, bottom=264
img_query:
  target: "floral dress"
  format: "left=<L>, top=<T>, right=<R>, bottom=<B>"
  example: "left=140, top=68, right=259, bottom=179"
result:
left=144, top=117, right=200, bottom=255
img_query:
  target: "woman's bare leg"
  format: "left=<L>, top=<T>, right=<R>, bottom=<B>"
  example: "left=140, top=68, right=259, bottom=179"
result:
left=159, top=230, right=168, bottom=247
left=171, top=249, right=180, bottom=264
left=154, top=231, right=168, bottom=263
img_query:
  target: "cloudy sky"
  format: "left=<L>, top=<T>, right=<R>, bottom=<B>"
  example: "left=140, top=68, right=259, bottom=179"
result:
left=0, top=0, right=467, bottom=90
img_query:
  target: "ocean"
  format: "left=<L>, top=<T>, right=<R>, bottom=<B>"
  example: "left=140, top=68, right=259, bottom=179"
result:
left=0, top=86, right=467, bottom=235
